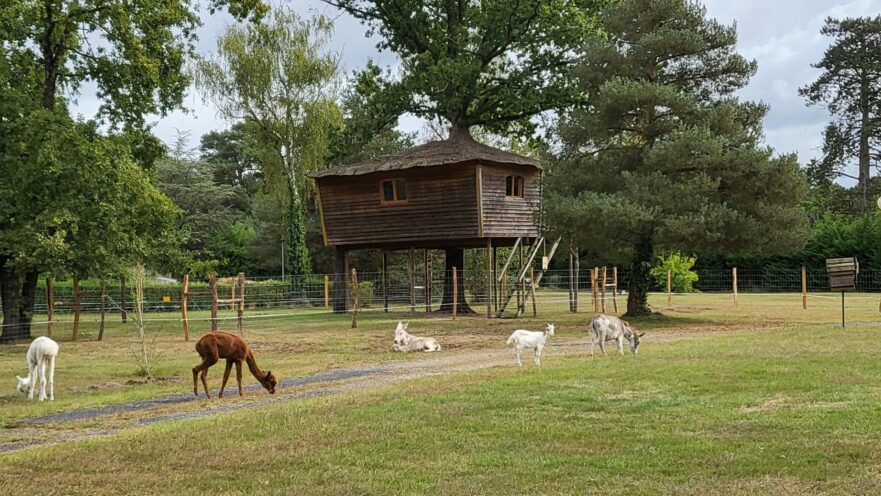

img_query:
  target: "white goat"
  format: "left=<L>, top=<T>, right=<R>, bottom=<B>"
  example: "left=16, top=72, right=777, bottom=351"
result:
left=506, top=323, right=555, bottom=367
left=16, top=336, right=59, bottom=401
left=392, top=322, right=441, bottom=352
left=589, top=315, right=644, bottom=356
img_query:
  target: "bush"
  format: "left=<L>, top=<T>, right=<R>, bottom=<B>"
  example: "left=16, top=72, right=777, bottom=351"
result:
left=651, top=253, right=699, bottom=293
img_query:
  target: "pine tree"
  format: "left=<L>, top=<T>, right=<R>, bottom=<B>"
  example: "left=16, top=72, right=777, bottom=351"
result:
left=800, top=16, right=881, bottom=210
left=545, top=0, right=806, bottom=316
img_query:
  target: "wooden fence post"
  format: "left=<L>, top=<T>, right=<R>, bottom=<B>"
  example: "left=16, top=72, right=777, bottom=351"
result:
left=573, top=249, right=579, bottom=313
left=732, top=267, right=738, bottom=307
left=453, top=266, right=459, bottom=319
left=98, top=282, right=107, bottom=341
left=209, top=274, right=218, bottom=331
left=487, top=240, right=493, bottom=318
left=592, top=267, right=599, bottom=312
left=530, top=267, right=537, bottom=317
left=600, top=267, right=607, bottom=313
left=382, top=252, right=389, bottom=313
left=237, top=272, right=245, bottom=336
left=181, top=273, right=190, bottom=341
left=568, top=249, right=575, bottom=312
left=667, top=268, right=672, bottom=305
left=324, top=275, right=330, bottom=309
left=351, top=268, right=359, bottom=329
left=802, top=266, right=807, bottom=310
left=612, top=266, right=618, bottom=313
left=46, top=277, right=54, bottom=337
left=120, top=276, right=128, bottom=323
left=72, top=278, right=81, bottom=342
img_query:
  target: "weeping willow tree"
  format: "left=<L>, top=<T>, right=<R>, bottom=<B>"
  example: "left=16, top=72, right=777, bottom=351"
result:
left=195, top=7, right=342, bottom=280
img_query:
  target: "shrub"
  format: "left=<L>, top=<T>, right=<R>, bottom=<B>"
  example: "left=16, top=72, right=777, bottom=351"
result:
left=651, top=252, right=699, bottom=293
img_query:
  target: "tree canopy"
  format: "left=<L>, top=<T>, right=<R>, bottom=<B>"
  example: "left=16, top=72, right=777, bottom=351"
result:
left=800, top=16, right=881, bottom=209
left=545, top=0, right=806, bottom=315
left=324, top=0, right=607, bottom=136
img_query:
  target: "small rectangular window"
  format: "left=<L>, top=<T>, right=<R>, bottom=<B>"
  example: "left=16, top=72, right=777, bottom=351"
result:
left=505, top=175, right=525, bottom=198
left=380, top=179, right=408, bottom=204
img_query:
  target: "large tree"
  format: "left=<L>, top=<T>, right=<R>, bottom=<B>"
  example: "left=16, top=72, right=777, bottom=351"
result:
left=0, top=0, right=263, bottom=340
left=800, top=16, right=881, bottom=211
left=324, top=0, right=606, bottom=312
left=545, top=0, right=805, bottom=316
left=194, top=7, right=342, bottom=280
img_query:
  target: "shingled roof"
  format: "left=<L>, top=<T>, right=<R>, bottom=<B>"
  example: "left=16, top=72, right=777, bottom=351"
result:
left=309, top=132, right=541, bottom=178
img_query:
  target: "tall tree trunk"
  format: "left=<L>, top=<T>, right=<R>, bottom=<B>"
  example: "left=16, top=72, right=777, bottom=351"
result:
left=859, top=77, right=871, bottom=211
left=284, top=181, right=311, bottom=299
left=625, top=236, right=653, bottom=317
left=439, top=248, right=475, bottom=314
left=0, top=258, right=38, bottom=342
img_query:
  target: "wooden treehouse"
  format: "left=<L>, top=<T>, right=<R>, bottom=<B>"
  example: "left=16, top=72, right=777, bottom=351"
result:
left=309, top=132, right=561, bottom=317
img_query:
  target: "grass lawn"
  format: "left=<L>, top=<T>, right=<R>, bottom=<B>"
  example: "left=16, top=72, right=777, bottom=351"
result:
left=1, top=292, right=881, bottom=494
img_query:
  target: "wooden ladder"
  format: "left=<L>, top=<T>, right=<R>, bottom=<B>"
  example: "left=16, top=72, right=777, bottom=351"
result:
left=496, top=236, right=562, bottom=317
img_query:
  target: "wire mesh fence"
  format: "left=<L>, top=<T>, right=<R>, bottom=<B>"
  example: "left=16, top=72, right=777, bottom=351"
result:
left=8, top=265, right=881, bottom=319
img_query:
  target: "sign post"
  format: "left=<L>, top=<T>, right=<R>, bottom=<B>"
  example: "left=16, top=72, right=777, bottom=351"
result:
left=826, top=257, right=858, bottom=327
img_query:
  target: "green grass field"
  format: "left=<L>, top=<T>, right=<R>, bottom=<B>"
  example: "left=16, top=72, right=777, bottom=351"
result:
left=1, top=292, right=881, bottom=494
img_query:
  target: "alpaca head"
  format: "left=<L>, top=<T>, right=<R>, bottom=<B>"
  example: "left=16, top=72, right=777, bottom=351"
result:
left=262, top=371, right=278, bottom=394
left=15, top=375, right=29, bottom=395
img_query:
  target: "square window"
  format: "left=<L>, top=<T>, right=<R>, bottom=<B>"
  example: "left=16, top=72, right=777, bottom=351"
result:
left=382, top=180, right=395, bottom=202
left=395, top=180, right=407, bottom=200
left=506, top=175, right=525, bottom=198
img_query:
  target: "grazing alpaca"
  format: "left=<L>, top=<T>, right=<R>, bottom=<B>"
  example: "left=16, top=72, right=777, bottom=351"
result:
left=392, top=321, right=441, bottom=352
left=16, top=336, right=59, bottom=401
left=506, top=324, right=555, bottom=367
left=192, top=332, right=277, bottom=399
left=589, top=314, right=644, bottom=356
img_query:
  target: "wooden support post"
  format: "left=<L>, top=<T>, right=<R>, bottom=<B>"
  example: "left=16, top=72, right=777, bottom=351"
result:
left=530, top=267, right=537, bottom=317
left=230, top=276, right=237, bottom=304
left=351, top=268, right=359, bottom=329
left=593, top=267, right=599, bottom=312
left=801, top=266, right=807, bottom=310
left=517, top=243, right=524, bottom=313
left=332, top=247, right=348, bottom=314
left=382, top=252, right=389, bottom=313
left=425, top=250, right=431, bottom=313
left=120, top=276, right=128, bottom=323
left=492, top=246, right=498, bottom=314
left=98, top=282, right=107, bottom=341
left=612, top=266, right=618, bottom=313
left=181, top=273, right=190, bottom=341
left=324, top=275, right=330, bottom=309
left=427, top=252, right=433, bottom=312
left=600, top=267, right=607, bottom=313
left=732, top=267, right=738, bottom=307
left=486, top=240, right=494, bottom=318
left=72, top=278, right=81, bottom=342
left=237, top=272, right=245, bottom=335
left=209, top=274, right=218, bottom=331
left=452, top=266, right=459, bottom=320
left=46, top=278, right=54, bottom=337
left=501, top=272, right=507, bottom=312
left=409, top=248, right=416, bottom=313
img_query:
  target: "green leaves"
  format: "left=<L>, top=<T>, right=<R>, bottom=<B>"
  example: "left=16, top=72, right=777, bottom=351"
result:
left=326, top=0, right=608, bottom=135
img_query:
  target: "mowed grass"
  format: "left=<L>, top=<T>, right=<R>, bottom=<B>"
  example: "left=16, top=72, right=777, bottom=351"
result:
left=3, top=313, right=881, bottom=494
left=0, top=290, right=878, bottom=425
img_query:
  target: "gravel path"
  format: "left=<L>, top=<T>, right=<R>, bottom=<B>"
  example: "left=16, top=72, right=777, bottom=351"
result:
left=0, top=334, right=689, bottom=455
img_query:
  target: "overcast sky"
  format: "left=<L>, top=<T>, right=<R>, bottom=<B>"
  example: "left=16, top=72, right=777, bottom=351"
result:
left=72, top=0, right=881, bottom=168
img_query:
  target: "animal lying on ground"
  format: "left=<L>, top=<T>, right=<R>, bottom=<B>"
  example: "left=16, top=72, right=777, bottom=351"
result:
left=506, top=323, right=555, bottom=367
left=192, top=331, right=277, bottom=399
left=16, top=336, right=59, bottom=401
left=392, top=322, right=441, bottom=352
left=589, top=314, right=644, bottom=356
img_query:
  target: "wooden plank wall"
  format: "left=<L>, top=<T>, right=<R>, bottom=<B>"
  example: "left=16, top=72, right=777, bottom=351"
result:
left=319, top=165, right=480, bottom=246
left=480, top=164, right=541, bottom=238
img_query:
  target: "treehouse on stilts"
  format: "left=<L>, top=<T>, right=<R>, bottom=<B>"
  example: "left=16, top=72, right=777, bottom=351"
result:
left=309, top=131, right=560, bottom=317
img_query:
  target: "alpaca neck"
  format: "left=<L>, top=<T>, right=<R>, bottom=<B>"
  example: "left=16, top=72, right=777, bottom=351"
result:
left=245, top=352, right=266, bottom=381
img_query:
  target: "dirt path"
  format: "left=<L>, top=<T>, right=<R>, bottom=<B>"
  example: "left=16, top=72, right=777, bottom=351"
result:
left=0, top=334, right=691, bottom=455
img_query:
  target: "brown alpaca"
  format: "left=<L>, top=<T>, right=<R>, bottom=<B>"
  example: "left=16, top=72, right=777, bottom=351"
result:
left=192, top=332, right=278, bottom=399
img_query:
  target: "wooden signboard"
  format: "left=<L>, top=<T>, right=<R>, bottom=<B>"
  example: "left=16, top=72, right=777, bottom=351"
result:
left=826, top=257, right=858, bottom=292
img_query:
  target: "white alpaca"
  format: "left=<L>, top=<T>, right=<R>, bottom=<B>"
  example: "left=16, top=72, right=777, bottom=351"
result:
left=392, top=322, right=441, bottom=352
left=16, top=336, right=59, bottom=401
left=506, top=323, right=555, bottom=367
